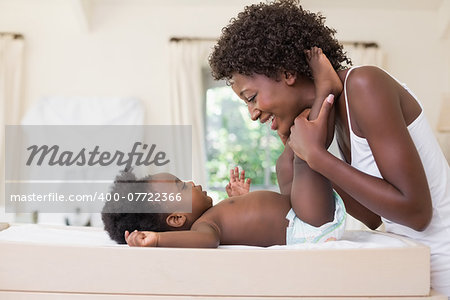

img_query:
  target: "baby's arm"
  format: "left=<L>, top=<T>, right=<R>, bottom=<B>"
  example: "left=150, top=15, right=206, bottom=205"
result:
left=125, top=222, right=220, bottom=248
left=226, top=166, right=251, bottom=197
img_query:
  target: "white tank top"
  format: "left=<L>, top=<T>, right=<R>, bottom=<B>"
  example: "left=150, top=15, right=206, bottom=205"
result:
left=343, top=66, right=450, bottom=295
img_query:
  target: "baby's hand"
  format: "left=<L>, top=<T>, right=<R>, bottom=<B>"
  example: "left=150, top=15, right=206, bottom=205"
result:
left=125, top=230, right=158, bottom=247
left=226, top=167, right=251, bottom=197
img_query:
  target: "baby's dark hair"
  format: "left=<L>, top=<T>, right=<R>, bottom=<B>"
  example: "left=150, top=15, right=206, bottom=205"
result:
left=209, top=0, right=351, bottom=81
left=101, top=169, right=170, bottom=244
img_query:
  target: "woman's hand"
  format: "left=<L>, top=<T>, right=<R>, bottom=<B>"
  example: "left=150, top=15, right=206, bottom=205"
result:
left=226, top=166, right=251, bottom=197
left=125, top=230, right=159, bottom=247
left=288, top=95, right=334, bottom=163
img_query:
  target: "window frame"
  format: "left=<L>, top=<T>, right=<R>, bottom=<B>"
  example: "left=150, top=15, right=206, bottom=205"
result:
left=202, top=68, right=282, bottom=197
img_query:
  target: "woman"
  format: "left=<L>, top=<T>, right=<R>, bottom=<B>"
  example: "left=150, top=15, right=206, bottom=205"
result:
left=209, top=0, right=450, bottom=296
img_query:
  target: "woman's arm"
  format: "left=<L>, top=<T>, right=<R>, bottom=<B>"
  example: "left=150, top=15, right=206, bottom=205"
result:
left=332, top=184, right=382, bottom=230
left=290, top=95, right=382, bottom=229
left=300, top=67, right=432, bottom=231
left=125, top=222, right=220, bottom=248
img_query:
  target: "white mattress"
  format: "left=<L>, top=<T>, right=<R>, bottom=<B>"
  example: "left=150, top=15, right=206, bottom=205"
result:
left=0, top=223, right=432, bottom=297
left=0, top=223, right=408, bottom=249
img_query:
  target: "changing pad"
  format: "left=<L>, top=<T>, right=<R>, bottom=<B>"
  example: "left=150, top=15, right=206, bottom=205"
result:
left=0, top=223, right=407, bottom=249
left=0, top=223, right=431, bottom=298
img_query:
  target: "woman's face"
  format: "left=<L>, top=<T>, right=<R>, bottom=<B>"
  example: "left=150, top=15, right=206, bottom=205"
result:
left=230, top=72, right=314, bottom=137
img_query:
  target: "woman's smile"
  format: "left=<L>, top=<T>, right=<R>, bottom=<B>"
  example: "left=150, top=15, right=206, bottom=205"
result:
left=230, top=72, right=312, bottom=137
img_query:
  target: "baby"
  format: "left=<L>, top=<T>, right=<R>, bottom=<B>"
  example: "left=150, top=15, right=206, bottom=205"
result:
left=102, top=167, right=345, bottom=247
left=101, top=49, right=345, bottom=248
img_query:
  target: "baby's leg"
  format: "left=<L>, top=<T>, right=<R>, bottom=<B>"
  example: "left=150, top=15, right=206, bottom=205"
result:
left=305, top=47, right=343, bottom=120
left=286, top=48, right=340, bottom=229
left=276, top=142, right=295, bottom=196
left=290, top=156, right=335, bottom=228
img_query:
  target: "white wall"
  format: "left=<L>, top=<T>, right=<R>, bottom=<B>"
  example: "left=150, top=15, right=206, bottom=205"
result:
left=0, top=0, right=448, bottom=129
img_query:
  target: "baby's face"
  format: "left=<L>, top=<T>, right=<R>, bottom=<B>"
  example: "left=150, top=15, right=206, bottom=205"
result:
left=149, top=173, right=213, bottom=219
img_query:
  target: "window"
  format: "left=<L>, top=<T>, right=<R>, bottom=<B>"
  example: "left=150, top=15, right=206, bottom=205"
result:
left=204, top=74, right=284, bottom=201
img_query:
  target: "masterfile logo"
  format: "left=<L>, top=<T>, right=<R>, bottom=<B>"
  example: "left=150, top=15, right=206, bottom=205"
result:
left=25, top=142, right=170, bottom=168
left=5, top=125, right=192, bottom=213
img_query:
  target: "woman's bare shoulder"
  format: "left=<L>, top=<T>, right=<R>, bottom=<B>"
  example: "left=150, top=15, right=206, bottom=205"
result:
left=346, top=66, right=396, bottom=90
left=345, top=66, right=400, bottom=112
left=343, top=66, right=404, bottom=136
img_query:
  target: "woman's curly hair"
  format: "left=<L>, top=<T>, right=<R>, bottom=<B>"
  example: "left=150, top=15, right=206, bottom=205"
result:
left=209, top=0, right=351, bottom=81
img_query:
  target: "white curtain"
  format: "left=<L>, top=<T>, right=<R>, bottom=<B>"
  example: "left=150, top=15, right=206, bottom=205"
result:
left=343, top=43, right=384, bottom=67
left=0, top=34, right=25, bottom=216
left=169, top=40, right=214, bottom=186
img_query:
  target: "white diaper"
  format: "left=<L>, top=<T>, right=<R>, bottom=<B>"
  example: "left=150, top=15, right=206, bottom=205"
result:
left=286, top=191, right=346, bottom=244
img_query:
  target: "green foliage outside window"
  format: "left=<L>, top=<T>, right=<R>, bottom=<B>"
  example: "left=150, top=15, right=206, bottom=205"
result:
left=205, top=86, right=284, bottom=200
